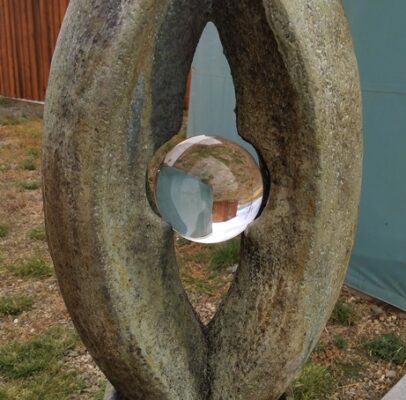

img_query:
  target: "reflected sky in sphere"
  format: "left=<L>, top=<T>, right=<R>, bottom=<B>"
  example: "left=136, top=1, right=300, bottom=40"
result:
left=153, top=135, right=263, bottom=243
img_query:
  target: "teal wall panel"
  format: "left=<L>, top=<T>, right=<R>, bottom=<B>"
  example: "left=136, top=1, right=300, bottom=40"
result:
left=187, top=23, right=257, bottom=159
left=348, top=91, right=406, bottom=310
left=343, top=0, right=406, bottom=94
left=342, top=0, right=406, bottom=309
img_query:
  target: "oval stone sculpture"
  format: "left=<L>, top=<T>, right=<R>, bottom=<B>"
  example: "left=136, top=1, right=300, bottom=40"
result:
left=42, top=1, right=362, bottom=400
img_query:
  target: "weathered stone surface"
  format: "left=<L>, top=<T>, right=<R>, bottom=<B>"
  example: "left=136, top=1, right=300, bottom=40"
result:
left=104, top=383, right=123, bottom=400
left=382, top=375, right=406, bottom=400
left=42, top=1, right=362, bottom=399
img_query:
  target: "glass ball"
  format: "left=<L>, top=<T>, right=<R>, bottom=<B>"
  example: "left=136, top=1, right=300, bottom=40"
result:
left=152, top=135, right=263, bottom=244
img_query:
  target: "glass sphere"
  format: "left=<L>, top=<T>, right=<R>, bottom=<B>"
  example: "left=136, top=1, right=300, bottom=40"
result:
left=152, top=135, right=263, bottom=244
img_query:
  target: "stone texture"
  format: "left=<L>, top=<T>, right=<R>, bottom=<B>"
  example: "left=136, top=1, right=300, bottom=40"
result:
left=42, top=0, right=362, bottom=399
left=382, top=375, right=406, bottom=400
left=104, top=383, right=123, bottom=400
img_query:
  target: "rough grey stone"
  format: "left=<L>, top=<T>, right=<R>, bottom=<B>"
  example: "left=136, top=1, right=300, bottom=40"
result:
left=382, top=375, right=406, bottom=400
left=42, top=0, right=362, bottom=399
left=104, top=383, right=123, bottom=400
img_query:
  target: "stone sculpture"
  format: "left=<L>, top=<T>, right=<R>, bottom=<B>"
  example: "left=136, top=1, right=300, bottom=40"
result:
left=42, top=0, right=362, bottom=399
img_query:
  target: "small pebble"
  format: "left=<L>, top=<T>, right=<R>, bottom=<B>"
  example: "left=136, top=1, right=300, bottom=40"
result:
left=371, top=305, right=384, bottom=316
left=227, top=264, right=238, bottom=274
left=386, top=370, right=397, bottom=378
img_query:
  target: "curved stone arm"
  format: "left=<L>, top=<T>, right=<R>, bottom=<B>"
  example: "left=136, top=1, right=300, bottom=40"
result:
left=207, top=1, right=362, bottom=398
left=43, top=0, right=361, bottom=399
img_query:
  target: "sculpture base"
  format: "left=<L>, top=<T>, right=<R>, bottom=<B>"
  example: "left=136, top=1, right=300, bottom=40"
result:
left=104, top=383, right=290, bottom=400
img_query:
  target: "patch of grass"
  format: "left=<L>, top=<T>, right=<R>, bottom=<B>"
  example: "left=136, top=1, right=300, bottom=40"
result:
left=333, top=334, right=348, bottom=350
left=0, top=327, right=77, bottom=379
left=4, top=258, right=53, bottom=279
left=329, top=301, right=359, bottom=326
left=176, top=236, right=192, bottom=246
left=0, top=121, right=42, bottom=165
left=0, top=115, right=25, bottom=125
left=28, top=226, right=46, bottom=241
left=293, top=362, right=333, bottom=400
left=2, top=368, right=86, bottom=400
left=0, top=163, right=11, bottom=172
left=182, top=274, right=221, bottom=296
left=0, top=326, right=86, bottom=400
left=17, top=180, right=41, bottom=190
left=191, top=250, right=210, bottom=264
left=0, top=96, right=13, bottom=107
left=95, top=382, right=108, bottom=400
left=179, top=248, right=210, bottom=266
left=209, top=237, right=240, bottom=271
left=362, top=333, right=406, bottom=364
left=313, top=341, right=326, bottom=354
left=20, top=158, right=36, bottom=171
left=177, top=238, right=239, bottom=297
left=0, top=224, right=10, bottom=238
left=0, top=388, right=7, bottom=400
left=26, top=148, right=40, bottom=158
left=0, top=295, right=34, bottom=316
left=334, top=360, right=362, bottom=383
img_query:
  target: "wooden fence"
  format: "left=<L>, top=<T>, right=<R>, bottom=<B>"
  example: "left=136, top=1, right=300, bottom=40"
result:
left=0, top=0, right=69, bottom=101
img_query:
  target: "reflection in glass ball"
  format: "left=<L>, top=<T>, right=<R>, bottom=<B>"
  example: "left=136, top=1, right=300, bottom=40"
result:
left=152, top=135, right=263, bottom=244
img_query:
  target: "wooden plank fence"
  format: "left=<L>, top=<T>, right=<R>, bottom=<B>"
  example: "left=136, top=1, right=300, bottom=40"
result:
left=0, top=0, right=69, bottom=101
